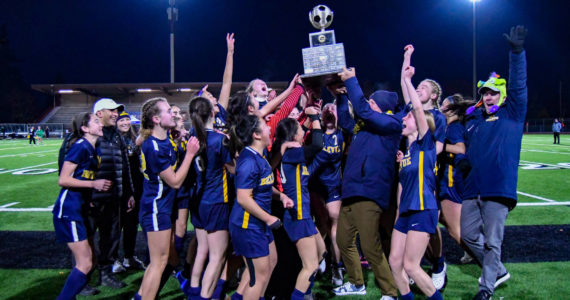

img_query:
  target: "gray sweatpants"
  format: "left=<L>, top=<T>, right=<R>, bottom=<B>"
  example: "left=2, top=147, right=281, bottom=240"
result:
left=461, top=197, right=509, bottom=294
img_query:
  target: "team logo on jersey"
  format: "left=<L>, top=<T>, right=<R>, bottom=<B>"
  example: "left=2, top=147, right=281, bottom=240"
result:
left=302, top=166, right=309, bottom=175
left=260, top=173, right=274, bottom=186
left=486, top=115, right=499, bottom=122
left=323, top=146, right=341, bottom=154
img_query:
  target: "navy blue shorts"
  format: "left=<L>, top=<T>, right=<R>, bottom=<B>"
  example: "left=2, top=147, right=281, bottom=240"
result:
left=53, top=216, right=88, bottom=243
left=139, top=210, right=172, bottom=232
left=190, top=209, right=204, bottom=229
left=394, top=209, right=438, bottom=234
left=200, top=202, right=230, bottom=232
left=229, top=224, right=274, bottom=258
left=283, top=218, right=318, bottom=242
left=325, top=186, right=341, bottom=204
left=176, top=195, right=190, bottom=209
left=439, top=186, right=463, bottom=204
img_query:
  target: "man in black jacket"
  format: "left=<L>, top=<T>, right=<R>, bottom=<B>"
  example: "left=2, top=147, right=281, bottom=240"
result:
left=87, top=98, right=135, bottom=291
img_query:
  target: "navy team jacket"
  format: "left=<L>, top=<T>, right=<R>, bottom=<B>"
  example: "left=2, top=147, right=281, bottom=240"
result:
left=463, top=51, right=528, bottom=209
left=337, top=77, right=402, bottom=210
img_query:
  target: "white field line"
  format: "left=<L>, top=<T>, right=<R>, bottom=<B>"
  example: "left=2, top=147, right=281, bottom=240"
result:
left=0, top=206, right=53, bottom=212
left=521, top=149, right=570, bottom=155
left=0, top=202, right=19, bottom=208
left=523, top=143, right=570, bottom=149
left=519, top=160, right=570, bottom=169
left=0, top=149, right=57, bottom=158
left=0, top=161, right=57, bottom=174
left=518, top=202, right=570, bottom=207
left=0, top=145, right=58, bottom=151
left=517, top=191, right=556, bottom=202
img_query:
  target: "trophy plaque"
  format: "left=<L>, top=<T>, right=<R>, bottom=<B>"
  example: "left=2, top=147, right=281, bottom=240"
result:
left=301, top=5, right=346, bottom=88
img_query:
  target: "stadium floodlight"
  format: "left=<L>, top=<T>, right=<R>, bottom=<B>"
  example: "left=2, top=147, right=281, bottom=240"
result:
left=167, top=0, right=178, bottom=83
left=178, top=88, right=192, bottom=92
left=136, top=88, right=154, bottom=93
left=58, top=89, right=78, bottom=94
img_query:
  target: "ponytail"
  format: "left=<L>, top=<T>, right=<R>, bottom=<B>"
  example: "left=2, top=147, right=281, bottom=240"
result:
left=68, top=112, right=92, bottom=151
left=140, top=97, right=167, bottom=141
left=228, top=115, right=261, bottom=157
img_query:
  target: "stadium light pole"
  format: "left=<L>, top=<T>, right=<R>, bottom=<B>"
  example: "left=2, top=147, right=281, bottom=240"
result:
left=471, top=0, right=481, bottom=100
left=167, top=0, right=178, bottom=83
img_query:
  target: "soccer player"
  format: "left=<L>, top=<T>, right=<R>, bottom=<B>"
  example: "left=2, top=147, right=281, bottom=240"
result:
left=272, top=113, right=327, bottom=300
left=461, top=25, right=528, bottom=300
left=228, top=115, right=293, bottom=300
left=133, top=97, right=200, bottom=300
left=389, top=63, right=443, bottom=300
left=53, top=112, right=111, bottom=300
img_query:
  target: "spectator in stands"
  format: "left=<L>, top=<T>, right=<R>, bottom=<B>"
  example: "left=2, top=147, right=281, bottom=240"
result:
left=87, top=98, right=135, bottom=291
left=553, top=118, right=562, bottom=144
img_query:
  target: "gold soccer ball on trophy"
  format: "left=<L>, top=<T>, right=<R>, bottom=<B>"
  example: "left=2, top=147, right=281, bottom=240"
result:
left=309, top=5, right=334, bottom=30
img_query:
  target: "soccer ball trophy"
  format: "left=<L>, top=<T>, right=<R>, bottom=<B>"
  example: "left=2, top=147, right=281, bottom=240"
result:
left=301, top=5, right=346, bottom=88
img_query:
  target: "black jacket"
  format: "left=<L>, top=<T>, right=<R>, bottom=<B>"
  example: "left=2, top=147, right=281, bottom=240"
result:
left=92, top=126, right=134, bottom=202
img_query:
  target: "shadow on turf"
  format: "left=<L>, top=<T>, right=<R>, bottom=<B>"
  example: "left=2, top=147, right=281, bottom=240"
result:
left=5, top=273, right=62, bottom=300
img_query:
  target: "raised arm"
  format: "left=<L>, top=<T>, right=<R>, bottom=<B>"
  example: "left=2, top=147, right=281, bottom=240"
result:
left=218, top=33, right=235, bottom=110
left=338, top=67, right=401, bottom=135
left=403, top=66, right=429, bottom=138
left=401, top=44, right=414, bottom=105
left=503, top=25, right=528, bottom=122
left=260, top=74, right=300, bottom=117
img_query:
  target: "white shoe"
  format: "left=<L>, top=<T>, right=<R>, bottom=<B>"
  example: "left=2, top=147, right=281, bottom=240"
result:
left=460, top=251, right=474, bottom=264
left=332, top=267, right=344, bottom=286
left=318, top=258, right=326, bottom=274
left=111, top=260, right=126, bottom=273
left=333, top=282, right=366, bottom=296
left=478, top=272, right=511, bottom=289
left=431, top=262, right=447, bottom=290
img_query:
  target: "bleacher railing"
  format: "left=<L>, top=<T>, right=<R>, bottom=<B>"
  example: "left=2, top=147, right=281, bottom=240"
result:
left=0, top=123, right=65, bottom=139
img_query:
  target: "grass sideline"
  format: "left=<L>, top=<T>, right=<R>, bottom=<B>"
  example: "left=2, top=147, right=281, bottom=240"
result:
left=0, top=135, right=569, bottom=299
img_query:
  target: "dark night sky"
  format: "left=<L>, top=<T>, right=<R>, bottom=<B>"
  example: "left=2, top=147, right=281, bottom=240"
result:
left=1, top=0, right=569, bottom=118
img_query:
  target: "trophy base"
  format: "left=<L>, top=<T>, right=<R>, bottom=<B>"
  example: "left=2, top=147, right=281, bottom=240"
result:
left=300, top=71, right=343, bottom=89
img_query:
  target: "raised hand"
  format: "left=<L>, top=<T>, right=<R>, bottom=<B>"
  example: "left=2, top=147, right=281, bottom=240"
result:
left=338, top=67, right=356, bottom=82
left=403, top=44, right=414, bottom=58
left=226, top=33, right=235, bottom=53
left=288, top=73, right=300, bottom=90
left=503, top=25, right=527, bottom=53
left=403, top=66, right=415, bottom=79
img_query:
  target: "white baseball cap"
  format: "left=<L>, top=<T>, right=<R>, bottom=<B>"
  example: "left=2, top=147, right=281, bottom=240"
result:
left=93, top=98, right=124, bottom=114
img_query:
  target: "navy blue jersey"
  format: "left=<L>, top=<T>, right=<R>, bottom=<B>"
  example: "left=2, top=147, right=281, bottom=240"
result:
left=230, top=147, right=274, bottom=229
left=193, top=130, right=232, bottom=205
left=52, top=138, right=98, bottom=221
left=175, top=139, right=191, bottom=200
left=430, top=108, right=447, bottom=144
left=311, top=130, right=343, bottom=189
left=214, top=104, right=228, bottom=131
left=439, top=121, right=467, bottom=194
left=463, top=52, right=527, bottom=207
left=279, top=147, right=318, bottom=220
left=140, top=136, right=178, bottom=217
left=399, top=130, right=438, bottom=214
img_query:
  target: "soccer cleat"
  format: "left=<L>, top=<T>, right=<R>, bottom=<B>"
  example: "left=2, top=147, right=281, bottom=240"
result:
left=431, top=262, right=448, bottom=290
left=460, top=251, right=474, bottom=264
left=332, top=282, right=366, bottom=296
left=101, top=269, right=127, bottom=289
left=112, top=260, right=126, bottom=274
left=478, top=272, right=510, bottom=289
left=331, top=267, right=344, bottom=286
left=380, top=296, right=397, bottom=300
left=472, top=290, right=492, bottom=300
left=78, top=285, right=100, bottom=296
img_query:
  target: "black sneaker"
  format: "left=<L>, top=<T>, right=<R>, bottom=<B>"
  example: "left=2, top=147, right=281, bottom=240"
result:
left=101, top=269, right=126, bottom=289
left=78, top=285, right=100, bottom=296
left=473, top=290, right=492, bottom=300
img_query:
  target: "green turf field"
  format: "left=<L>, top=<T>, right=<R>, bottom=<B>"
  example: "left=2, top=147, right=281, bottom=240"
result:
left=0, top=135, right=568, bottom=299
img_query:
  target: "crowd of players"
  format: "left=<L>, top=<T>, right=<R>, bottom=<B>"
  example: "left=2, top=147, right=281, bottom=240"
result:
left=52, top=26, right=528, bottom=300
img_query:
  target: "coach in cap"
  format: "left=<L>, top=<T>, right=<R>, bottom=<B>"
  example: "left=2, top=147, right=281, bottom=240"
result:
left=87, top=98, right=135, bottom=292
